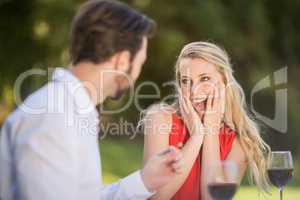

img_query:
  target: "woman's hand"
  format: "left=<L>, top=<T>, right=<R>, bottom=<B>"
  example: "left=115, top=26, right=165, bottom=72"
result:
left=178, top=89, right=204, bottom=137
left=203, top=82, right=225, bottom=134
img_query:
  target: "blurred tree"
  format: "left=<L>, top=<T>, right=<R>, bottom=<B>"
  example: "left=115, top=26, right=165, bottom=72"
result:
left=0, top=0, right=299, bottom=155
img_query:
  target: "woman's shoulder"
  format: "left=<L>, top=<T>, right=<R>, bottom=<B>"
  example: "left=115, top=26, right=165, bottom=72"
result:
left=144, top=103, right=176, bottom=120
left=141, top=103, right=177, bottom=134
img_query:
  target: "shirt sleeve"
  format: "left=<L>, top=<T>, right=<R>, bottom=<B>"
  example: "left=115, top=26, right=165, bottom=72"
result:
left=6, top=112, right=155, bottom=200
left=100, top=170, right=155, bottom=200
left=13, top=114, right=79, bottom=200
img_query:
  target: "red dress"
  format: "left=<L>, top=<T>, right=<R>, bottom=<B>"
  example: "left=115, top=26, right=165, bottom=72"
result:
left=169, top=113, right=236, bottom=200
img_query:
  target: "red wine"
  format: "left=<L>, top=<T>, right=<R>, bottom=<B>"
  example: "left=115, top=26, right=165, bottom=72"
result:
left=268, top=168, right=294, bottom=188
left=208, top=183, right=237, bottom=200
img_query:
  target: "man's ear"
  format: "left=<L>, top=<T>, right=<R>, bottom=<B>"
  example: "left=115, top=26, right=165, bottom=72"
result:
left=111, top=50, right=131, bottom=72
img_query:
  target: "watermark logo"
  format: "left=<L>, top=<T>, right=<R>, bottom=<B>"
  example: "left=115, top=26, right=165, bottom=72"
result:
left=10, top=66, right=289, bottom=138
left=250, top=67, right=288, bottom=133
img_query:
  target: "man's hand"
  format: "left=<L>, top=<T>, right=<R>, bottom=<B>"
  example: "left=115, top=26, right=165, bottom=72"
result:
left=141, top=146, right=183, bottom=192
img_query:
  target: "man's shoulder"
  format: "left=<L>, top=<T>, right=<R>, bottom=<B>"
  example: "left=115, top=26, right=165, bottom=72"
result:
left=22, top=81, right=71, bottom=112
left=4, top=81, right=73, bottom=131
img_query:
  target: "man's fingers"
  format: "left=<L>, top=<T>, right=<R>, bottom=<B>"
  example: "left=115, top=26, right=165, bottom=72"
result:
left=158, top=146, right=175, bottom=156
left=158, top=146, right=182, bottom=165
left=171, top=160, right=183, bottom=174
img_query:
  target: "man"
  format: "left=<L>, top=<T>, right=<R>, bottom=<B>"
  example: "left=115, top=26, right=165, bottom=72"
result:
left=0, top=0, right=183, bottom=199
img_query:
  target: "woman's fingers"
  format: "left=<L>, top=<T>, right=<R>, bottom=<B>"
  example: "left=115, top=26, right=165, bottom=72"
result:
left=212, top=85, right=217, bottom=112
left=220, top=83, right=226, bottom=115
left=206, top=88, right=214, bottom=112
left=179, top=90, right=194, bottom=118
left=203, top=82, right=226, bottom=133
left=178, top=89, right=187, bottom=109
left=180, top=97, right=189, bottom=118
left=211, top=82, right=225, bottom=114
left=214, top=82, right=225, bottom=116
left=185, top=96, right=195, bottom=115
left=178, top=89, right=203, bottom=135
left=178, top=90, right=186, bottom=115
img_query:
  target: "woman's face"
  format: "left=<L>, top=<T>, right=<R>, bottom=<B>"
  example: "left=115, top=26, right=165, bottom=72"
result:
left=179, top=58, right=224, bottom=115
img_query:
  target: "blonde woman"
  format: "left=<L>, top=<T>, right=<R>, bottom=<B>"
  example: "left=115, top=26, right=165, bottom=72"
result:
left=141, top=42, right=271, bottom=200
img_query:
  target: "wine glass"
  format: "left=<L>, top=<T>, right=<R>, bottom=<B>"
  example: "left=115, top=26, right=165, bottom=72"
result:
left=267, top=151, right=294, bottom=200
left=208, top=160, right=239, bottom=200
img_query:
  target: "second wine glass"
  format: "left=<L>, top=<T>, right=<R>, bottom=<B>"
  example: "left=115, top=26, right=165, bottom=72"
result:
left=208, top=160, right=239, bottom=200
left=267, top=151, right=294, bottom=200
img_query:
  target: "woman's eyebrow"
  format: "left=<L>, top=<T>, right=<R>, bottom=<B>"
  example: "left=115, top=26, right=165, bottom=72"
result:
left=198, top=73, right=209, bottom=77
left=181, top=73, right=209, bottom=79
left=180, top=75, right=191, bottom=79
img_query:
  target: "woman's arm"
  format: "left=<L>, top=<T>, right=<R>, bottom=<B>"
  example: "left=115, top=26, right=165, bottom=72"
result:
left=201, top=135, right=247, bottom=200
left=143, top=105, right=204, bottom=200
left=200, top=83, right=247, bottom=200
left=201, top=132, right=220, bottom=200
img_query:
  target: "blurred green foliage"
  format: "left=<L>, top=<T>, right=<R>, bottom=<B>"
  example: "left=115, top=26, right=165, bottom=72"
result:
left=0, top=0, right=299, bottom=157
left=100, top=138, right=300, bottom=197
left=101, top=138, right=300, bottom=184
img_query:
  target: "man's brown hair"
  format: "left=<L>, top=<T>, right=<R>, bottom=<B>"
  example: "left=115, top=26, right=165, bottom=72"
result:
left=70, top=0, right=156, bottom=65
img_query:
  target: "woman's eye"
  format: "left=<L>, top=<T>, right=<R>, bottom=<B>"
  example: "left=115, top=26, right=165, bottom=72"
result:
left=181, top=79, right=192, bottom=85
left=200, top=76, right=210, bottom=82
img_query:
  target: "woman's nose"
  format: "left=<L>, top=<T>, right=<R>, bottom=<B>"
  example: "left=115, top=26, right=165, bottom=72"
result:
left=191, top=83, right=212, bottom=98
left=190, top=86, right=202, bottom=99
left=191, top=83, right=205, bottom=94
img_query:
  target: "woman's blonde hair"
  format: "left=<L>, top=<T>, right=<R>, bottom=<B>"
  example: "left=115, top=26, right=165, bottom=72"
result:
left=174, top=41, right=271, bottom=191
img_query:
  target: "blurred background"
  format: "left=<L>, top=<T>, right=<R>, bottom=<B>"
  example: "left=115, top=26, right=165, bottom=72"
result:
left=0, top=0, right=299, bottom=199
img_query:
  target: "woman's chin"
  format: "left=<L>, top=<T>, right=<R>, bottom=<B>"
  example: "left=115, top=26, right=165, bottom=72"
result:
left=194, top=108, right=205, bottom=120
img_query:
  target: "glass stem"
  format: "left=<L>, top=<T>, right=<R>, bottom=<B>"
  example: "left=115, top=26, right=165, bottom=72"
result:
left=279, top=188, right=283, bottom=200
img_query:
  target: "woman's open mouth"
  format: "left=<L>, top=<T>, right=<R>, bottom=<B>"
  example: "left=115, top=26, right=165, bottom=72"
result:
left=193, top=98, right=207, bottom=113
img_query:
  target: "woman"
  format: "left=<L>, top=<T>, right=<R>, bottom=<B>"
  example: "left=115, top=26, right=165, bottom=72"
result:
left=140, top=42, right=270, bottom=200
